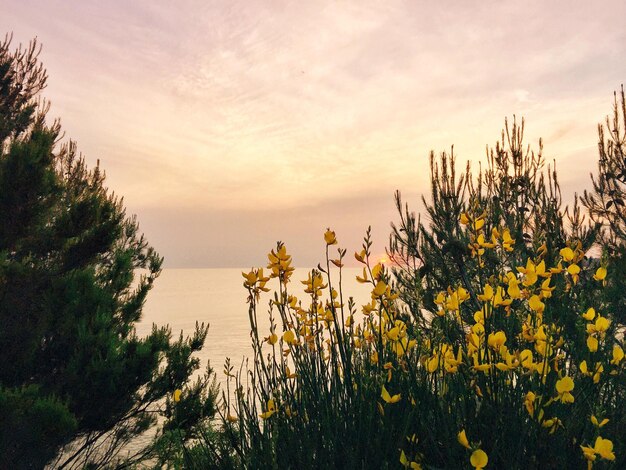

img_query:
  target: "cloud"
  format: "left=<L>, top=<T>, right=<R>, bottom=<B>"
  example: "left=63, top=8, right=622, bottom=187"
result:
left=133, top=189, right=404, bottom=267
left=4, top=0, right=626, bottom=265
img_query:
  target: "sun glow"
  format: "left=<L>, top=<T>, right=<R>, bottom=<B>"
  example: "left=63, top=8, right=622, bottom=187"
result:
left=375, top=254, right=390, bottom=265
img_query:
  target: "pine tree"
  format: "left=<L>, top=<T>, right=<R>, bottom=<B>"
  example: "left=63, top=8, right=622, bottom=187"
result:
left=583, top=87, right=626, bottom=323
left=0, top=35, right=217, bottom=469
left=386, top=98, right=626, bottom=468
left=389, top=117, right=597, bottom=327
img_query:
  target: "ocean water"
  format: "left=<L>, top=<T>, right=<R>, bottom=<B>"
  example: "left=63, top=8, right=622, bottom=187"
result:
left=135, top=267, right=373, bottom=386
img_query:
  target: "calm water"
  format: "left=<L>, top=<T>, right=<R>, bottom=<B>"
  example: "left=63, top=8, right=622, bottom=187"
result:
left=136, top=268, right=373, bottom=385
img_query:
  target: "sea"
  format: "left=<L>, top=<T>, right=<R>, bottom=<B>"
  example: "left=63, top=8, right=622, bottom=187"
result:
left=135, top=267, right=374, bottom=389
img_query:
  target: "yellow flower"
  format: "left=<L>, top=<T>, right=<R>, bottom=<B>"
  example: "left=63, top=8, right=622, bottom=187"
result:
left=540, top=278, right=555, bottom=298
left=473, top=217, right=485, bottom=231
left=259, top=398, right=276, bottom=419
left=594, top=316, right=610, bottom=333
left=555, top=376, right=575, bottom=404
left=445, top=286, right=470, bottom=312
left=473, top=309, right=485, bottom=324
left=581, top=437, right=616, bottom=462
left=549, top=262, right=563, bottom=274
left=507, top=278, right=521, bottom=299
left=372, top=280, right=387, bottom=298
left=567, top=264, right=581, bottom=276
left=493, top=286, right=512, bottom=307
left=173, top=389, right=182, bottom=403
left=283, top=330, right=296, bottom=345
left=594, top=436, right=615, bottom=460
left=496, top=349, right=518, bottom=371
left=226, top=414, right=238, bottom=423
left=560, top=247, right=574, bottom=261
left=242, top=270, right=257, bottom=286
left=491, top=226, right=500, bottom=243
left=542, top=417, right=563, bottom=434
left=458, top=287, right=470, bottom=301
left=457, top=429, right=470, bottom=449
left=267, top=244, right=295, bottom=281
left=592, top=364, right=603, bottom=384
left=478, top=284, right=494, bottom=301
left=611, top=344, right=624, bottom=365
left=477, top=233, right=496, bottom=248
left=502, top=229, right=515, bottom=251
left=267, top=332, right=278, bottom=345
left=524, top=391, right=536, bottom=416
left=487, top=331, right=506, bottom=350
left=518, top=259, right=538, bottom=286
left=381, top=385, right=401, bottom=404
left=593, top=266, right=607, bottom=281
left=370, top=351, right=379, bottom=364
left=581, top=360, right=603, bottom=383
left=591, top=415, right=609, bottom=428
left=460, top=213, right=470, bottom=225
left=400, top=450, right=422, bottom=469
left=470, top=449, right=488, bottom=469
left=580, top=444, right=597, bottom=463
left=386, top=326, right=400, bottom=341
left=528, top=295, right=545, bottom=314
left=372, top=263, right=384, bottom=280
left=520, top=349, right=534, bottom=369
left=535, top=260, right=548, bottom=278
left=354, top=249, right=367, bottom=263
left=472, top=353, right=491, bottom=373
left=567, top=263, right=581, bottom=284
left=442, top=346, right=462, bottom=373
left=301, top=272, right=327, bottom=295
left=356, top=267, right=369, bottom=283
left=324, top=229, right=337, bottom=245
left=587, top=335, right=598, bottom=353
left=582, top=307, right=596, bottom=321
left=393, top=337, right=416, bottom=358
left=426, top=354, right=439, bottom=373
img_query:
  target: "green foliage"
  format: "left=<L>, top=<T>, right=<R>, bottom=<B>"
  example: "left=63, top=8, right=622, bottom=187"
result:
left=0, top=385, right=77, bottom=468
left=0, top=35, right=218, bottom=468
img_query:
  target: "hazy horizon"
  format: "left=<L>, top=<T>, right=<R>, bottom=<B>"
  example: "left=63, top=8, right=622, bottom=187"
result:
left=3, top=0, right=626, bottom=267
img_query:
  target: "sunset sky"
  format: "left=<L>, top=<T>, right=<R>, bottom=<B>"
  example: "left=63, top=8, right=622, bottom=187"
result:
left=4, top=0, right=626, bottom=267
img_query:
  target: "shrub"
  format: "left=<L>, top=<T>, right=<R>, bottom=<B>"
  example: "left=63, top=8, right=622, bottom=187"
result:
left=220, top=227, right=623, bottom=469
left=0, top=35, right=218, bottom=469
left=214, top=93, right=626, bottom=469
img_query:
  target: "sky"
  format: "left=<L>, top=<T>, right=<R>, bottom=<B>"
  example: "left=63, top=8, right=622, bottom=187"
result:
left=3, top=0, right=626, bottom=267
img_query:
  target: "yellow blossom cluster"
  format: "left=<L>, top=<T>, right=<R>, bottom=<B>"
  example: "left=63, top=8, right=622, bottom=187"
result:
left=233, top=226, right=623, bottom=469
left=461, top=211, right=515, bottom=266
